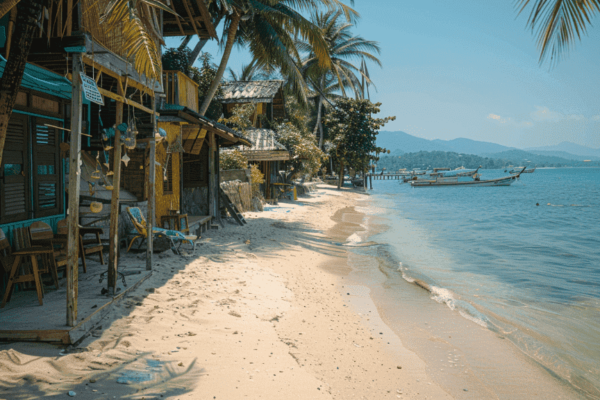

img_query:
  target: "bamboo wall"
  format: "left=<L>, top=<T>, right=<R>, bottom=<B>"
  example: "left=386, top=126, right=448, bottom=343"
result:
left=148, top=122, right=181, bottom=226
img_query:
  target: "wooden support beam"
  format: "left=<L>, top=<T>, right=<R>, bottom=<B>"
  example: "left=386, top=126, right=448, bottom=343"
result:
left=146, top=96, right=156, bottom=271
left=208, top=132, right=217, bottom=219
left=170, top=2, right=186, bottom=36
left=195, top=0, right=217, bottom=38
left=181, top=0, right=200, bottom=37
left=108, top=86, right=123, bottom=294
left=98, top=88, right=159, bottom=116
left=66, top=53, right=83, bottom=327
left=66, top=0, right=73, bottom=36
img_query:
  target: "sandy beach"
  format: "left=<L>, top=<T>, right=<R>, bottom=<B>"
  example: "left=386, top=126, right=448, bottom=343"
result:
left=0, top=184, right=455, bottom=400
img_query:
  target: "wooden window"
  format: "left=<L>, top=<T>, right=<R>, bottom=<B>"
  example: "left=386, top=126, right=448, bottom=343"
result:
left=163, top=155, right=173, bottom=194
left=32, top=118, right=62, bottom=218
left=183, top=145, right=208, bottom=188
left=0, top=114, right=31, bottom=223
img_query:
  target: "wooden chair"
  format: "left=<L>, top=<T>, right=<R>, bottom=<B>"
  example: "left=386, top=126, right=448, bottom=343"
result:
left=1, top=228, right=57, bottom=307
left=57, top=220, right=104, bottom=272
left=29, top=221, right=81, bottom=274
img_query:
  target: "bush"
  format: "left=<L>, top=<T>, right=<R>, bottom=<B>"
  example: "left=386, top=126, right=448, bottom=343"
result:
left=220, top=149, right=248, bottom=170
left=250, top=164, right=264, bottom=198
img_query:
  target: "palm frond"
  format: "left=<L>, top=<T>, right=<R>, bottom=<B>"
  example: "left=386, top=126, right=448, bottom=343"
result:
left=518, top=0, right=600, bottom=63
left=0, top=0, right=19, bottom=20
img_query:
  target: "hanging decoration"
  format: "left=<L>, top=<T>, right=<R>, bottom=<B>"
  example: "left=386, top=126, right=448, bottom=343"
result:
left=121, top=150, right=131, bottom=167
left=90, top=202, right=103, bottom=213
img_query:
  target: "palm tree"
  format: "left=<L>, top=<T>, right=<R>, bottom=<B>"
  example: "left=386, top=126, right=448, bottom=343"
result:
left=227, top=59, right=274, bottom=81
left=297, top=9, right=381, bottom=148
left=197, top=0, right=357, bottom=116
left=518, top=0, right=600, bottom=64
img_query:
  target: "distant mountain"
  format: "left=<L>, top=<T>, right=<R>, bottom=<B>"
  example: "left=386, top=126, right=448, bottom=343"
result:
left=432, top=138, right=516, bottom=155
left=525, top=142, right=600, bottom=158
left=376, top=131, right=452, bottom=153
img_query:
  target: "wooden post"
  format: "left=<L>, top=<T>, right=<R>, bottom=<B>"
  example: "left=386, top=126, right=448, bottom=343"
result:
left=146, top=96, right=156, bottom=271
left=337, top=160, right=344, bottom=190
left=66, top=53, right=82, bottom=327
left=108, top=94, right=123, bottom=293
left=208, top=132, right=216, bottom=219
left=216, top=138, right=221, bottom=223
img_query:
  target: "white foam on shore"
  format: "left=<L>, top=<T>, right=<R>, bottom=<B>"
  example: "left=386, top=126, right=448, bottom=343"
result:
left=459, top=310, right=488, bottom=328
left=345, top=233, right=362, bottom=245
left=430, top=286, right=456, bottom=311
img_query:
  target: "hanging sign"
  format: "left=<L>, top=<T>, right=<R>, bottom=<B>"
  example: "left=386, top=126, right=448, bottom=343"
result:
left=80, top=73, right=104, bottom=106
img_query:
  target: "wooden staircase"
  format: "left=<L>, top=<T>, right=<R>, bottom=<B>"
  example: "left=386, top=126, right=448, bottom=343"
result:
left=219, top=188, right=246, bottom=226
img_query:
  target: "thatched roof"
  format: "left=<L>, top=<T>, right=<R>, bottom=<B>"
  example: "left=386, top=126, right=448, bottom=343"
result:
left=219, top=80, right=284, bottom=104
left=239, top=129, right=290, bottom=162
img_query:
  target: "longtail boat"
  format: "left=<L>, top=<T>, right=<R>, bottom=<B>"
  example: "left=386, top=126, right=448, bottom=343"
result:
left=510, top=166, right=536, bottom=174
left=410, top=168, right=525, bottom=187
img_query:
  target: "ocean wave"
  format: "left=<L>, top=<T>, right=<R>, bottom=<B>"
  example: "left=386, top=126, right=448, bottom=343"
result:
left=430, top=286, right=456, bottom=310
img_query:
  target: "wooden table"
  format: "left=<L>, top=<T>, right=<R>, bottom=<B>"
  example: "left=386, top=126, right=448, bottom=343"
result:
left=161, top=213, right=189, bottom=234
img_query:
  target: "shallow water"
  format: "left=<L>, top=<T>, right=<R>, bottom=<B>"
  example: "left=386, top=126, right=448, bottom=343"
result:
left=355, top=168, right=600, bottom=398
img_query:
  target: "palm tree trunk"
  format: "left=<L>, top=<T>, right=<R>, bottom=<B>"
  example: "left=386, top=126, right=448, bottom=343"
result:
left=188, top=39, right=208, bottom=68
left=318, top=117, right=324, bottom=149
left=0, top=0, right=46, bottom=167
left=198, top=13, right=241, bottom=116
left=337, top=160, right=344, bottom=190
left=313, top=95, right=322, bottom=139
left=179, top=35, right=193, bottom=50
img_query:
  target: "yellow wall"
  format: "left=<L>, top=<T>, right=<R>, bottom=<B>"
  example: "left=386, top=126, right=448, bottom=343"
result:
left=150, top=122, right=181, bottom=226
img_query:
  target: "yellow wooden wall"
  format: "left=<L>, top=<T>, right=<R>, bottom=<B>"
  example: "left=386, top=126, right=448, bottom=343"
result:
left=148, top=122, right=181, bottom=226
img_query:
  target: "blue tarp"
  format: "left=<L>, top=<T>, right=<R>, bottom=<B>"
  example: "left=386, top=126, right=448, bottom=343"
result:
left=0, top=55, right=72, bottom=100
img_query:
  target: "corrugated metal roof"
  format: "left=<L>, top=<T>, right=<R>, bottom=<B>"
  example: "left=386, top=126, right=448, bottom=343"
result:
left=242, top=129, right=287, bottom=152
left=219, top=80, right=283, bottom=104
left=0, top=55, right=72, bottom=100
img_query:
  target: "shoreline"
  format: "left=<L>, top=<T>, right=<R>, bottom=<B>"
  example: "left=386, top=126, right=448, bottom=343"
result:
left=0, top=183, right=583, bottom=399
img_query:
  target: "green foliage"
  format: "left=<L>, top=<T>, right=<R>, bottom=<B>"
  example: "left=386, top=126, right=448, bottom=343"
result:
left=220, top=149, right=248, bottom=170
left=191, top=53, right=223, bottom=121
left=162, top=48, right=193, bottom=74
left=250, top=164, right=265, bottom=198
left=276, top=121, right=327, bottom=178
left=324, top=98, right=395, bottom=173
left=376, top=151, right=507, bottom=171
left=218, top=104, right=256, bottom=136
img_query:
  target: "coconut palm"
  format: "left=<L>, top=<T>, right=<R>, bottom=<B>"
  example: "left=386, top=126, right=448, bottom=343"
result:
left=518, top=0, right=600, bottom=64
left=227, top=59, right=274, bottom=81
left=197, top=0, right=358, bottom=116
left=297, top=9, right=381, bottom=148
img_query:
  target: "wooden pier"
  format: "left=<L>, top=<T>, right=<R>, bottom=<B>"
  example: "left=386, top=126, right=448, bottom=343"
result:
left=368, top=174, right=406, bottom=180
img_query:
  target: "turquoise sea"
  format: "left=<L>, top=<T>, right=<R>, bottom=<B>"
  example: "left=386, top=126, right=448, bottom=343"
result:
left=359, top=168, right=600, bottom=398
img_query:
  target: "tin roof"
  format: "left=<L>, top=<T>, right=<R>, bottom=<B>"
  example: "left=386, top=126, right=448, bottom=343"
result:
left=0, top=55, right=71, bottom=99
left=219, top=80, right=284, bottom=104
left=242, top=129, right=287, bottom=152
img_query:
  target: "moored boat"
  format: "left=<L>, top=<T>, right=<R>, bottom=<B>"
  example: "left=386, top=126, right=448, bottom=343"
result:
left=410, top=167, right=525, bottom=187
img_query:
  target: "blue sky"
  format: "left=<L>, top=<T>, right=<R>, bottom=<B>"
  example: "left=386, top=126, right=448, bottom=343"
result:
left=165, top=1, right=600, bottom=149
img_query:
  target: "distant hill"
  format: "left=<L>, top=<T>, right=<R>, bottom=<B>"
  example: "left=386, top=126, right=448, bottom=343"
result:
left=377, top=131, right=599, bottom=162
left=432, top=137, right=515, bottom=155
left=525, top=142, right=600, bottom=158
left=480, top=149, right=583, bottom=166
left=524, top=150, right=600, bottom=162
left=376, top=131, right=451, bottom=153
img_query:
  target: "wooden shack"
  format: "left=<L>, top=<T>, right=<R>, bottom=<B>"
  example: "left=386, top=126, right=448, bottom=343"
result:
left=218, top=81, right=289, bottom=199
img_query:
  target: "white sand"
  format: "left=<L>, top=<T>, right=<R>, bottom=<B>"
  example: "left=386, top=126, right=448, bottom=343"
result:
left=0, top=184, right=451, bottom=399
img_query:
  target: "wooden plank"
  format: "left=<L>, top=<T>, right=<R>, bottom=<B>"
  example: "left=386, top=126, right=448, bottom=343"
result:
left=146, top=96, right=156, bottom=271
left=66, top=53, right=83, bottom=327
left=0, top=330, right=70, bottom=344
left=195, top=0, right=217, bottom=38
left=108, top=86, right=123, bottom=294
left=208, top=132, right=217, bottom=219
left=97, top=88, right=158, bottom=116
left=181, top=0, right=200, bottom=37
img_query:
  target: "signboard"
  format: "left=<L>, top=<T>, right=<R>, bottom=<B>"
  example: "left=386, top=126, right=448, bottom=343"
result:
left=80, top=73, right=104, bottom=106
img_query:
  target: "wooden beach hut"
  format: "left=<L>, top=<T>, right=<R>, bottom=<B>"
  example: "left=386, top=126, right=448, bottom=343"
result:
left=218, top=81, right=289, bottom=199
left=0, top=0, right=218, bottom=342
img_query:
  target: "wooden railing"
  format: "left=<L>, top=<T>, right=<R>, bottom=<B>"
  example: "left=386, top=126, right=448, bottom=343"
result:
left=163, top=71, right=199, bottom=112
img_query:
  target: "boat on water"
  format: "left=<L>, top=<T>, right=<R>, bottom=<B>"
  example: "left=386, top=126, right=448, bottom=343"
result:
left=404, top=166, right=481, bottom=183
left=510, top=166, right=536, bottom=174
left=410, top=167, right=526, bottom=187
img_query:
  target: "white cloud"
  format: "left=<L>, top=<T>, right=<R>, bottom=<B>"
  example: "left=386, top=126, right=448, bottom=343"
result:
left=487, top=113, right=510, bottom=123
left=531, top=106, right=565, bottom=122
left=592, top=115, right=600, bottom=121
left=487, top=113, right=501, bottom=120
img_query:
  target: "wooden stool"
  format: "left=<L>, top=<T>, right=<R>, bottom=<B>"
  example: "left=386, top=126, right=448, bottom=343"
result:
left=1, top=228, right=56, bottom=307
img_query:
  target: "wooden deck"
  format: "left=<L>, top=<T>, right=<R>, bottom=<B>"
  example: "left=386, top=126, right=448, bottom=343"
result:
left=0, top=255, right=151, bottom=345
left=188, top=215, right=212, bottom=235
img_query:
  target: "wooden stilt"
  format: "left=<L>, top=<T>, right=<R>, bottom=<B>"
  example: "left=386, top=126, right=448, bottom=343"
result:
left=146, top=96, right=156, bottom=271
left=208, top=132, right=217, bottom=218
left=108, top=96, right=123, bottom=292
left=66, top=53, right=83, bottom=327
